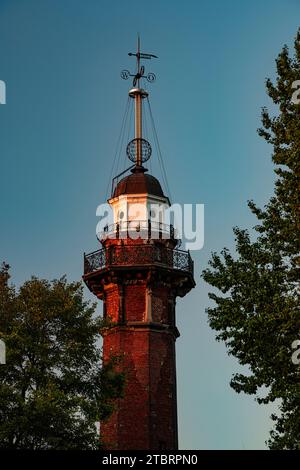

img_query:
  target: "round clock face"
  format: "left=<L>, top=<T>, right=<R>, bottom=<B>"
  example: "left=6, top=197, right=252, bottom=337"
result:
left=126, top=138, right=152, bottom=163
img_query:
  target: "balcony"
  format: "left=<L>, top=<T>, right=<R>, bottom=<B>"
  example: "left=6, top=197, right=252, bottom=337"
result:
left=99, top=220, right=178, bottom=241
left=84, top=244, right=194, bottom=276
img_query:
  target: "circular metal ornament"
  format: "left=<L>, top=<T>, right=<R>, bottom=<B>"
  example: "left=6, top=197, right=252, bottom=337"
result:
left=126, top=138, right=152, bottom=163
left=147, top=72, right=156, bottom=83
left=120, top=70, right=130, bottom=80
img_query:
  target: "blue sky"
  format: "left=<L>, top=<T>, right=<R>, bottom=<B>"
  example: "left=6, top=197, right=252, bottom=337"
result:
left=0, top=0, right=299, bottom=449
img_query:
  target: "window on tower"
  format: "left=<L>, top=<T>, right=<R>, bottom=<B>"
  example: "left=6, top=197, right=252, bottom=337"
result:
left=118, top=210, right=125, bottom=220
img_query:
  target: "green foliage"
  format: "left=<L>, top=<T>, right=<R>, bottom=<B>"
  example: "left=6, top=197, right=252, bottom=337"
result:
left=0, top=264, right=124, bottom=449
left=202, top=30, right=300, bottom=449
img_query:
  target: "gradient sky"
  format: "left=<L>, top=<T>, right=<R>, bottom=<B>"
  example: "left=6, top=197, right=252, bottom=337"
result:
left=1, top=0, right=299, bottom=449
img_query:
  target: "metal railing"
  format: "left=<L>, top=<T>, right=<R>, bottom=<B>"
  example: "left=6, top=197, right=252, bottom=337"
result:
left=99, top=220, right=178, bottom=241
left=84, top=244, right=193, bottom=276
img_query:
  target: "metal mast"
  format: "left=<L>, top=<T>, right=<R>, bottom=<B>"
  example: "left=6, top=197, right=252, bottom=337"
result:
left=121, top=36, right=157, bottom=169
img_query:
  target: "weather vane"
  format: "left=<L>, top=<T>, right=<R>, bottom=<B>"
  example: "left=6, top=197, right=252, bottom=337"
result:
left=121, top=36, right=158, bottom=87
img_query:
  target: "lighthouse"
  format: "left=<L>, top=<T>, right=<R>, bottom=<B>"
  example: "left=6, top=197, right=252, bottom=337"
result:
left=83, top=40, right=195, bottom=450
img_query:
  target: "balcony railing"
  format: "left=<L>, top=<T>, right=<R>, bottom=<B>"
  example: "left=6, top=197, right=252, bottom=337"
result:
left=99, top=220, right=178, bottom=241
left=84, top=244, right=194, bottom=276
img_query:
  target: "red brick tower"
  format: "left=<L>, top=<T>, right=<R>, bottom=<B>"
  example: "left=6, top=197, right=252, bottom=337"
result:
left=83, top=40, right=195, bottom=450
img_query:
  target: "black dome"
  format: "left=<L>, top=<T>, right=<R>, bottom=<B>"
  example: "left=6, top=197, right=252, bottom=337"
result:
left=113, top=170, right=165, bottom=198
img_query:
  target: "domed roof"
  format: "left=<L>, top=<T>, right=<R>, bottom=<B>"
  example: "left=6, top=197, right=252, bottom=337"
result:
left=113, top=169, right=165, bottom=198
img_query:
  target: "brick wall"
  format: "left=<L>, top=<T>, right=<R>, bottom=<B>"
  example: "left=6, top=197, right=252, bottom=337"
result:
left=102, top=326, right=177, bottom=450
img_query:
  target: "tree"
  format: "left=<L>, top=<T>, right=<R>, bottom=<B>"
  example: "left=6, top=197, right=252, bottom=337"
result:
left=202, top=30, right=300, bottom=449
left=0, top=263, right=124, bottom=449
